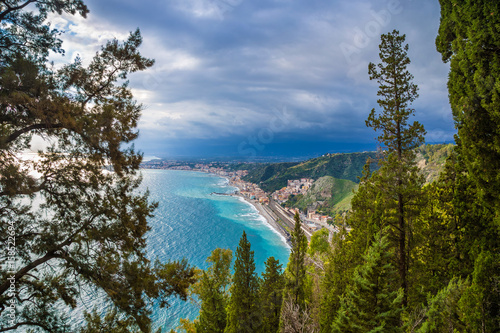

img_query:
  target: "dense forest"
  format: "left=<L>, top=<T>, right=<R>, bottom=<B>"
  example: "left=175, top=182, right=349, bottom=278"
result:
left=1, top=0, right=499, bottom=333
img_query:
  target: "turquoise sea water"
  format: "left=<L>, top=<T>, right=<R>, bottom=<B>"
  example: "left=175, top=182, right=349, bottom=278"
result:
left=138, top=169, right=290, bottom=331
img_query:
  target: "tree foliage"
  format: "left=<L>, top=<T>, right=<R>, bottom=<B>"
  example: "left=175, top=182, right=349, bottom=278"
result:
left=224, top=232, right=261, bottom=333
left=0, top=0, right=88, bottom=65
left=308, top=228, right=329, bottom=257
left=436, top=0, right=500, bottom=213
left=194, top=248, right=233, bottom=333
left=331, top=229, right=403, bottom=333
left=318, top=220, right=359, bottom=333
left=353, top=29, right=425, bottom=307
left=260, top=257, right=285, bottom=333
left=0, top=1, right=195, bottom=332
left=279, top=213, right=309, bottom=332
left=283, top=213, right=308, bottom=309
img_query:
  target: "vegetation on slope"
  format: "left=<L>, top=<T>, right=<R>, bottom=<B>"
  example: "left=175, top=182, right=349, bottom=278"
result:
left=283, top=176, right=358, bottom=216
left=415, top=143, right=454, bottom=183
left=243, top=144, right=451, bottom=217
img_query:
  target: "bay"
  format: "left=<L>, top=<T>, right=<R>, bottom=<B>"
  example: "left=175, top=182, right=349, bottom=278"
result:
left=139, top=169, right=290, bottom=331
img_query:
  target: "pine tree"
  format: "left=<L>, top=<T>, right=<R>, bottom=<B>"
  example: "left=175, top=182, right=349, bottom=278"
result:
left=260, top=257, right=285, bottom=333
left=351, top=29, right=425, bottom=306
left=331, top=229, right=403, bottom=333
left=0, top=2, right=196, bottom=331
left=225, top=232, right=261, bottom=333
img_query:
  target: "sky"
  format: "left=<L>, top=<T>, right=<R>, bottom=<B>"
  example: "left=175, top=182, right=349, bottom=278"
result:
left=47, top=0, right=454, bottom=160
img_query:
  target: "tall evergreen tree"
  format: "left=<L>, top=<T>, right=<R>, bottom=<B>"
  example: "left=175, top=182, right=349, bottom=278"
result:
left=283, top=213, right=308, bottom=309
left=260, top=257, right=285, bottom=333
left=435, top=1, right=500, bottom=327
left=196, top=272, right=229, bottom=333
left=319, top=219, right=360, bottom=333
left=351, top=29, right=425, bottom=306
left=280, top=213, right=309, bottom=332
left=331, top=229, right=403, bottom=333
left=436, top=0, right=500, bottom=215
left=225, top=232, right=261, bottom=333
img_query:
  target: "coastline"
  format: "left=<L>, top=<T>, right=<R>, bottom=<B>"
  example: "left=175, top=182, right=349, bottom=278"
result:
left=148, top=169, right=292, bottom=247
left=237, top=195, right=291, bottom=247
left=222, top=178, right=292, bottom=247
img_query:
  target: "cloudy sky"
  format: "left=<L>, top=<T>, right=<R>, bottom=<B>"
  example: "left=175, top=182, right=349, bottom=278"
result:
left=49, top=0, right=454, bottom=159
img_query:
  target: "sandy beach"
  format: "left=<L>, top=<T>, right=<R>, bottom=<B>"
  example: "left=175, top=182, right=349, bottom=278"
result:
left=237, top=194, right=291, bottom=246
left=209, top=173, right=292, bottom=246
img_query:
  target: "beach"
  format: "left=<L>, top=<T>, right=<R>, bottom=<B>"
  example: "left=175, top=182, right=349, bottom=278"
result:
left=240, top=196, right=291, bottom=244
left=226, top=180, right=292, bottom=246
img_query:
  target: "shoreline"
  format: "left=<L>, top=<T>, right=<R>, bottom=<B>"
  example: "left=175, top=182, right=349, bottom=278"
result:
left=224, top=179, right=292, bottom=247
left=145, top=169, right=292, bottom=247
left=236, top=195, right=291, bottom=247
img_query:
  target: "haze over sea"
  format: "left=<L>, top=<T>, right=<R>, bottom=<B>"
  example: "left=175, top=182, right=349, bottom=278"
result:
left=139, top=169, right=290, bottom=331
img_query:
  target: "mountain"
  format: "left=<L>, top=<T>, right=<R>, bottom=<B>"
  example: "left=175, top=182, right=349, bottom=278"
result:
left=243, top=144, right=453, bottom=215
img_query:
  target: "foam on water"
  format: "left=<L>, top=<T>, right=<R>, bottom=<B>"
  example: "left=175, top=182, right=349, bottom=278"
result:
left=234, top=196, right=291, bottom=249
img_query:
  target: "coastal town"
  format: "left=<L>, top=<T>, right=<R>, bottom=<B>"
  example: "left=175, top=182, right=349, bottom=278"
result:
left=141, top=161, right=336, bottom=241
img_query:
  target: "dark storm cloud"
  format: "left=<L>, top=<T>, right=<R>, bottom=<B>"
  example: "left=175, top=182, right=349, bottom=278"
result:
left=63, top=0, right=453, bottom=156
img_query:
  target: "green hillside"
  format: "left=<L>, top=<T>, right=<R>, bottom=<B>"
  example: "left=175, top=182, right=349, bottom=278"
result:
left=243, top=152, right=377, bottom=192
left=283, top=176, right=358, bottom=216
left=242, top=144, right=453, bottom=216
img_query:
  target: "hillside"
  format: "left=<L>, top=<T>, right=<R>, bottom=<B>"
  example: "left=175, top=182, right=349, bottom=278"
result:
left=244, top=144, right=453, bottom=216
left=243, top=152, right=378, bottom=192
left=283, top=176, right=358, bottom=216
left=415, top=143, right=454, bottom=183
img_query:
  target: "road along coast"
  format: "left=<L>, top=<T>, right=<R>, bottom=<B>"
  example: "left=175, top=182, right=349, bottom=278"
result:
left=207, top=171, right=312, bottom=244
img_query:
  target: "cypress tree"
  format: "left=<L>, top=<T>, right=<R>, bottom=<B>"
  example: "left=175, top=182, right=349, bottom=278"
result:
left=331, top=229, right=403, bottom=333
left=195, top=248, right=233, bottom=333
left=260, top=257, right=285, bottom=333
left=436, top=0, right=500, bottom=214
left=435, top=2, right=500, bottom=327
left=225, top=231, right=261, bottom=333
left=283, top=212, right=308, bottom=309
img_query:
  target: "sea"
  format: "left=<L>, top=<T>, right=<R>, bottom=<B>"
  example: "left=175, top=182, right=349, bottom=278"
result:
left=138, top=169, right=290, bottom=331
